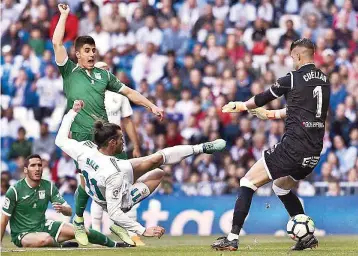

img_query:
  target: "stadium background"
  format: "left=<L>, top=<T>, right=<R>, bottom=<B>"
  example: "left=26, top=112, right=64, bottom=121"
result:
left=1, top=0, right=358, bottom=235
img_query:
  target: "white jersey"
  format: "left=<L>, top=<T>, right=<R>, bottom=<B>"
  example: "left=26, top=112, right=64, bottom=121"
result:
left=104, top=91, right=133, bottom=151
left=55, top=110, right=145, bottom=234
left=105, top=91, right=133, bottom=124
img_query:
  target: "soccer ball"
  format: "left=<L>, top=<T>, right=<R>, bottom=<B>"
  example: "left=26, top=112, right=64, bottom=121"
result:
left=286, top=214, right=315, bottom=241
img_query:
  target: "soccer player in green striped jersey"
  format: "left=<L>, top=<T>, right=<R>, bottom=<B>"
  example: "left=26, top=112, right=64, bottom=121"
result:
left=0, top=154, right=131, bottom=248
left=52, top=4, right=164, bottom=246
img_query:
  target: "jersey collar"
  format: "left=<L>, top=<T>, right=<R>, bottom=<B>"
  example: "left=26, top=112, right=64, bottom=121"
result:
left=24, top=178, right=40, bottom=189
left=298, top=63, right=315, bottom=70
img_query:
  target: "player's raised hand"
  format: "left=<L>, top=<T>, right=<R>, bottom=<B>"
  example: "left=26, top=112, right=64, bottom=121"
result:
left=151, top=105, right=164, bottom=121
left=222, top=101, right=247, bottom=113
left=143, top=226, right=165, bottom=238
left=73, top=100, right=84, bottom=113
left=58, top=4, right=70, bottom=16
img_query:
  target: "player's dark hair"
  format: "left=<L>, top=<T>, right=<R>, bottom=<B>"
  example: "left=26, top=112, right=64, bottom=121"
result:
left=74, top=36, right=96, bottom=51
left=25, top=154, right=42, bottom=168
left=290, top=38, right=315, bottom=54
left=93, top=121, right=121, bottom=148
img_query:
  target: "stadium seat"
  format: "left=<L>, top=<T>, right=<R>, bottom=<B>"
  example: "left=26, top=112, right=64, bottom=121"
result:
left=0, top=95, right=10, bottom=109
left=1, top=137, right=14, bottom=149
left=45, top=39, right=55, bottom=53
left=252, top=55, right=270, bottom=73
left=48, top=106, right=66, bottom=132
left=242, top=27, right=254, bottom=51
left=13, top=107, right=28, bottom=124
left=23, top=119, right=40, bottom=139
left=7, top=161, right=18, bottom=174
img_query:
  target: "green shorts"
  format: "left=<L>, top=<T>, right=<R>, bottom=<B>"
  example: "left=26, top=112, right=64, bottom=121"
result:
left=12, top=220, right=64, bottom=247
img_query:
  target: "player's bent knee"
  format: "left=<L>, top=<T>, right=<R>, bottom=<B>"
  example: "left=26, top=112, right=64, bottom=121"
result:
left=154, top=168, right=165, bottom=179
left=272, top=183, right=290, bottom=196
left=240, top=177, right=257, bottom=191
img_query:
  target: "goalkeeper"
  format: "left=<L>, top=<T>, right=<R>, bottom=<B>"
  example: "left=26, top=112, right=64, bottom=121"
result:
left=52, top=4, right=164, bottom=245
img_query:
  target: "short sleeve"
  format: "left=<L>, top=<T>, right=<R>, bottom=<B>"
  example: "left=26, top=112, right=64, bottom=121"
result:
left=57, top=57, right=77, bottom=79
left=107, top=71, right=126, bottom=93
left=50, top=182, right=66, bottom=205
left=269, top=72, right=292, bottom=98
left=120, top=96, right=133, bottom=118
left=2, top=187, right=17, bottom=216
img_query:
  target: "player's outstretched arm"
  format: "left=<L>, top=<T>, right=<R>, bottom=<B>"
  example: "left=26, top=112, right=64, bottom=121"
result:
left=120, top=86, right=164, bottom=121
left=52, top=4, right=69, bottom=65
left=0, top=214, right=10, bottom=243
left=222, top=74, right=292, bottom=113
left=248, top=107, right=287, bottom=120
left=55, top=100, right=85, bottom=160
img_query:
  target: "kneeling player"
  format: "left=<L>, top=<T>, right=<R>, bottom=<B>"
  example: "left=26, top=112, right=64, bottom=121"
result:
left=0, top=154, right=131, bottom=248
left=55, top=100, right=226, bottom=245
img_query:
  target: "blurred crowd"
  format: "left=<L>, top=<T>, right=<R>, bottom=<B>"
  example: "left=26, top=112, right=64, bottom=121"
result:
left=1, top=0, right=358, bottom=197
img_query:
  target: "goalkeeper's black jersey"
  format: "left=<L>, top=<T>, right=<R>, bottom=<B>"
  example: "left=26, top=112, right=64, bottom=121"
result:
left=269, top=63, right=331, bottom=154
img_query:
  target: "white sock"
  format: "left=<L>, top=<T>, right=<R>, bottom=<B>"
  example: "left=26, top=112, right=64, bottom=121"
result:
left=91, top=201, right=103, bottom=232
left=193, top=144, right=203, bottom=154
left=160, top=145, right=201, bottom=165
left=227, top=232, right=239, bottom=241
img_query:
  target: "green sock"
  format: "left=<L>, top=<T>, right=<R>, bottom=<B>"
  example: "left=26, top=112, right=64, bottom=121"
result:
left=75, top=185, right=89, bottom=218
left=88, top=228, right=116, bottom=247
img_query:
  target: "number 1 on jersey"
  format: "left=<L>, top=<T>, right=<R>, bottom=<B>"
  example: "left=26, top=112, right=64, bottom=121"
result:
left=82, top=170, right=105, bottom=201
left=313, top=86, right=322, bottom=118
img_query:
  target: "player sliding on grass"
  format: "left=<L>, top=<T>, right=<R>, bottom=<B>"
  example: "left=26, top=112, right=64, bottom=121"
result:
left=0, top=154, right=130, bottom=248
left=211, top=39, right=330, bottom=251
left=93, top=61, right=145, bottom=246
left=55, top=100, right=226, bottom=245
left=52, top=4, right=164, bottom=245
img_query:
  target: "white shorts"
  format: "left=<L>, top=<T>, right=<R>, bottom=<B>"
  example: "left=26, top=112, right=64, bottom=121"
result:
left=95, top=182, right=150, bottom=213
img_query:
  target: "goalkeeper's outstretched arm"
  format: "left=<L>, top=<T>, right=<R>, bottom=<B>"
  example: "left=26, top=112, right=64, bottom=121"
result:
left=222, top=73, right=292, bottom=113
left=52, top=4, right=69, bottom=65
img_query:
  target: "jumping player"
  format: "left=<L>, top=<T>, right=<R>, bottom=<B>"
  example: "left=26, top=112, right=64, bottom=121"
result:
left=211, top=39, right=330, bottom=251
left=55, top=100, right=226, bottom=245
left=52, top=4, right=164, bottom=245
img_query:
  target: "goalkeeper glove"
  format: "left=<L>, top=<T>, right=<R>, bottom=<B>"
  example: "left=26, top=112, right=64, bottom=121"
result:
left=222, top=101, right=247, bottom=113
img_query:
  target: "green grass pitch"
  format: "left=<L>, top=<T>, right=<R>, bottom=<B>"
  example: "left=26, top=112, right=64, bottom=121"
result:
left=2, top=235, right=358, bottom=256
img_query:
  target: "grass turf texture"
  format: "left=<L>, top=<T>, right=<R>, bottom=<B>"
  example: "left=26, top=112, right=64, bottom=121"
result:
left=2, top=235, right=358, bottom=255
